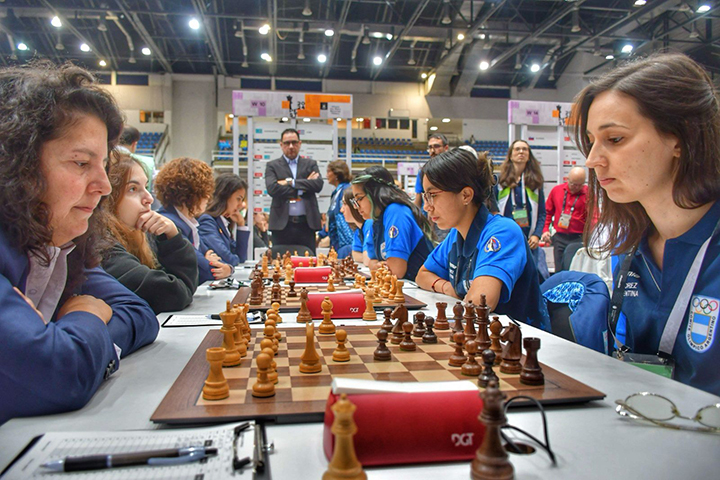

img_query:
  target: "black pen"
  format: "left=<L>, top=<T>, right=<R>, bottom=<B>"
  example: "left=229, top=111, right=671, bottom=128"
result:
left=41, top=446, right=217, bottom=472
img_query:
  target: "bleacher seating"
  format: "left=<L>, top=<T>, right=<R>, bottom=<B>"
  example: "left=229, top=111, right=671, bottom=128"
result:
left=135, top=131, right=162, bottom=155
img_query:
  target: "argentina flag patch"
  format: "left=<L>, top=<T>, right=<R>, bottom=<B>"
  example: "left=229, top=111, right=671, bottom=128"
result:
left=686, top=295, right=718, bottom=352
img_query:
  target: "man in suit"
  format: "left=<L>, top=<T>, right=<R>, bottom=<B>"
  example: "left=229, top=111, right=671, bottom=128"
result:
left=265, top=128, right=324, bottom=252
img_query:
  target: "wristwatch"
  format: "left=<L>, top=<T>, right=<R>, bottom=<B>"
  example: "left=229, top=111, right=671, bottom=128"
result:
left=285, top=177, right=293, bottom=185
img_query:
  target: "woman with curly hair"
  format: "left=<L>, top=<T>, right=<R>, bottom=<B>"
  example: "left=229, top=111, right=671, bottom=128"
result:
left=102, top=152, right=198, bottom=314
left=350, top=166, right=434, bottom=280
left=154, top=157, right=233, bottom=283
left=0, top=62, right=158, bottom=424
left=198, top=173, right=250, bottom=265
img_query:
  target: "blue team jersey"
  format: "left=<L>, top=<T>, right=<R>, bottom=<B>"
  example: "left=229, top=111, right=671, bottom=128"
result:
left=353, top=220, right=376, bottom=260
left=424, top=206, right=550, bottom=330
left=374, top=203, right=432, bottom=280
left=617, top=201, right=720, bottom=396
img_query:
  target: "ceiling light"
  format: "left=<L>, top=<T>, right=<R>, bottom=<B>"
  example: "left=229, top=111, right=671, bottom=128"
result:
left=259, top=24, right=270, bottom=35
left=362, top=32, right=371, bottom=45
left=479, top=33, right=486, bottom=40
left=621, top=44, right=633, bottom=53
left=261, top=52, right=272, bottom=62
left=571, top=8, right=581, bottom=33
left=408, top=57, right=416, bottom=66
left=430, top=126, right=438, bottom=131
left=16, top=42, right=28, bottom=51
left=336, top=118, right=342, bottom=121
left=356, top=118, right=363, bottom=121
left=128, top=55, right=137, bottom=64
left=98, top=60, right=107, bottom=67
left=421, top=72, right=428, bottom=79
left=371, top=32, right=385, bottom=39
left=229, top=114, right=234, bottom=118
left=242, top=60, right=249, bottom=68
left=235, top=29, right=243, bottom=38
left=282, top=117, right=289, bottom=122
left=531, top=63, right=540, bottom=73
left=690, top=24, right=701, bottom=38
left=441, top=118, right=450, bottom=123
left=51, top=16, right=62, bottom=28
left=606, top=54, right=615, bottom=60
left=189, top=18, right=200, bottom=30
left=697, top=4, right=711, bottom=13
left=457, top=33, right=465, bottom=41
left=386, top=33, right=393, bottom=40
left=97, top=19, right=108, bottom=32
left=351, top=60, right=358, bottom=72
left=479, top=61, right=489, bottom=70
left=302, top=0, right=312, bottom=16
left=441, top=0, right=452, bottom=25
left=373, top=56, right=383, bottom=66
left=303, top=118, right=311, bottom=123
left=80, top=43, right=91, bottom=52
left=55, top=41, right=64, bottom=50
left=633, top=0, right=646, bottom=5
left=325, top=29, right=334, bottom=37
left=514, top=53, right=522, bottom=70
left=298, top=45, right=306, bottom=60
left=317, top=53, right=327, bottom=63
left=141, top=47, right=151, bottom=55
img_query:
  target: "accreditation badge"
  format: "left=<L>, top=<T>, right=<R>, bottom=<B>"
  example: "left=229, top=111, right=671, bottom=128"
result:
left=686, top=295, right=718, bottom=352
left=558, top=213, right=572, bottom=229
left=512, top=207, right=529, bottom=228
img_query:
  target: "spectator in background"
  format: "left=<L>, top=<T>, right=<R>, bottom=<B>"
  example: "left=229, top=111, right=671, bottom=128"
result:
left=414, top=133, right=451, bottom=242
left=117, top=125, right=156, bottom=195
left=198, top=174, right=250, bottom=265
left=541, top=167, right=588, bottom=272
left=253, top=212, right=270, bottom=249
left=326, top=160, right=354, bottom=258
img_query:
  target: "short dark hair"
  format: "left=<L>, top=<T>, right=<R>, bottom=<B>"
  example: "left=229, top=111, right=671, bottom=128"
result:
left=0, top=60, right=123, bottom=297
left=428, top=133, right=448, bottom=146
left=573, top=52, right=720, bottom=255
left=280, top=128, right=300, bottom=141
left=205, top=173, right=248, bottom=219
left=119, top=125, right=140, bottom=146
left=423, top=148, right=494, bottom=207
left=327, top=160, right=352, bottom=184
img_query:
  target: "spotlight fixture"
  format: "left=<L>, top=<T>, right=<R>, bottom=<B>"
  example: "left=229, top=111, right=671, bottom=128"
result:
left=530, top=63, right=540, bottom=73
left=259, top=24, right=270, bottom=35
left=55, top=40, right=64, bottom=50
left=298, top=44, right=306, bottom=60
left=189, top=18, right=200, bottom=30
left=235, top=30, right=243, bottom=38
left=373, top=55, right=382, bottom=66
left=128, top=55, right=137, bottom=64
left=605, top=54, right=615, bottom=60
left=318, top=53, right=327, bottom=63
left=621, top=44, right=633, bottom=53
left=97, top=19, right=108, bottom=32
left=98, top=59, right=107, bottom=67
left=457, top=33, right=465, bottom=41
left=51, top=16, right=62, bottom=28
left=514, top=53, right=522, bottom=70
left=441, top=0, right=452, bottom=25
left=350, top=61, right=357, bottom=72
left=282, top=117, right=289, bottom=122
left=17, top=42, right=28, bottom=51
left=362, top=30, right=371, bottom=45
left=242, top=60, right=249, bottom=67
left=302, top=0, right=312, bottom=16
left=80, top=43, right=91, bottom=52
left=421, top=72, right=428, bottom=79
left=633, top=0, right=647, bottom=5
left=386, top=33, right=393, bottom=40
left=325, top=28, right=334, bottom=37
left=571, top=7, right=581, bottom=33
left=141, top=47, right=151, bottom=56
left=261, top=52, right=272, bottom=62
left=429, top=126, right=438, bottom=131
left=697, top=4, right=711, bottom=13
left=303, top=118, right=311, bottom=123
left=441, top=118, right=450, bottom=123
left=479, top=61, right=489, bottom=71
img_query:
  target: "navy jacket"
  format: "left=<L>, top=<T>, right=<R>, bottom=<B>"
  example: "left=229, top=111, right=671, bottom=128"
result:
left=0, top=225, right=158, bottom=424
left=197, top=214, right=249, bottom=266
left=159, top=205, right=214, bottom=284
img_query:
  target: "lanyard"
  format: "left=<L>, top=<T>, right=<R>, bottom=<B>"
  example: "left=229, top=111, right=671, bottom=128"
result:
left=609, top=216, right=720, bottom=356
left=509, top=174, right=527, bottom=208
left=562, top=190, right=580, bottom=215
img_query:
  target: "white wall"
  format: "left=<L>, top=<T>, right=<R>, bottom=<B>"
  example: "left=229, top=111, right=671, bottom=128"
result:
left=170, top=78, right=216, bottom=161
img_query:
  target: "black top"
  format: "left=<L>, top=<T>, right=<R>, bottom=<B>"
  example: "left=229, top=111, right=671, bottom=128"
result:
left=102, top=233, right=199, bottom=314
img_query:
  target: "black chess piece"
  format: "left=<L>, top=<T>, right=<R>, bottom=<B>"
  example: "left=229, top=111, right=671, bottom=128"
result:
left=435, top=302, right=449, bottom=330
left=381, top=308, right=394, bottom=334
left=449, top=331, right=467, bottom=367
left=412, top=311, right=426, bottom=338
left=373, top=329, right=392, bottom=361
left=478, top=349, right=499, bottom=388
left=287, top=281, right=297, bottom=298
left=452, top=302, right=464, bottom=332
left=399, top=321, right=417, bottom=351
left=520, top=337, right=544, bottom=385
left=422, top=317, right=438, bottom=344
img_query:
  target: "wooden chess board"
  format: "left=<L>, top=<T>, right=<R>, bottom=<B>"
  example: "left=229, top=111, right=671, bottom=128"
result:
left=151, top=326, right=605, bottom=425
left=231, top=285, right=426, bottom=314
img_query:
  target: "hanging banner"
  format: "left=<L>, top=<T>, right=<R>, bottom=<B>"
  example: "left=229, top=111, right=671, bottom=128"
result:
left=508, top=100, right=574, bottom=127
left=233, top=91, right=353, bottom=119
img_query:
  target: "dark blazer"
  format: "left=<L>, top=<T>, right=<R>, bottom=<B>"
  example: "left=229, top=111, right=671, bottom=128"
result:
left=0, top=224, right=158, bottom=424
left=197, top=214, right=250, bottom=266
left=265, top=156, right=324, bottom=230
left=158, top=205, right=215, bottom=284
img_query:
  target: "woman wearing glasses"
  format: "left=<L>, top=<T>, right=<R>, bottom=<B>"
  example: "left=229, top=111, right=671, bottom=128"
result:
left=576, top=53, right=720, bottom=396
left=497, top=140, right=546, bottom=255
left=103, top=153, right=198, bottom=314
left=342, top=188, right=377, bottom=268
left=416, top=148, right=550, bottom=330
left=325, top=160, right=354, bottom=258
left=198, top=173, right=250, bottom=265
left=351, top=166, right=434, bottom=280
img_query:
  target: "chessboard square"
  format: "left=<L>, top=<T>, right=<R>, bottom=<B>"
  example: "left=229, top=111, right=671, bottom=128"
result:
left=290, top=372, right=334, bottom=388
left=346, top=334, right=379, bottom=342
left=393, top=352, right=434, bottom=363
left=317, top=335, right=338, bottom=343
left=364, top=362, right=409, bottom=373
left=327, top=363, right=371, bottom=375
left=373, top=372, right=417, bottom=382
left=291, top=386, right=332, bottom=402
left=427, top=352, right=453, bottom=361
left=223, top=367, right=252, bottom=379
left=323, top=354, right=363, bottom=365
left=288, top=356, right=327, bottom=367
left=196, top=388, right=246, bottom=406
left=247, top=388, right=292, bottom=403
left=345, top=341, right=377, bottom=348
left=402, top=361, right=446, bottom=371
left=410, top=370, right=460, bottom=382
left=320, top=347, right=358, bottom=357
left=420, top=344, right=453, bottom=353
left=227, top=378, right=248, bottom=390
left=352, top=347, right=378, bottom=356
left=273, top=357, right=290, bottom=367
left=333, top=373, right=375, bottom=381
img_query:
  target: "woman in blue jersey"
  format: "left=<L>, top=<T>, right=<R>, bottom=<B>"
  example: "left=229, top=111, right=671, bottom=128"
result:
left=350, top=166, right=434, bottom=280
left=416, top=148, right=550, bottom=330
left=342, top=188, right=376, bottom=268
left=198, top=173, right=250, bottom=266
left=326, top=160, right=354, bottom=258
left=575, top=53, right=720, bottom=395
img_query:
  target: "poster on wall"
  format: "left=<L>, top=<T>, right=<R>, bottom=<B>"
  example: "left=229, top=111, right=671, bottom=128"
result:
left=232, top=91, right=353, bottom=119
left=508, top=100, right=574, bottom=127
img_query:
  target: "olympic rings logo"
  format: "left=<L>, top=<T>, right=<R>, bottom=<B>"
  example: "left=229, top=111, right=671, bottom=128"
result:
left=692, top=297, right=719, bottom=315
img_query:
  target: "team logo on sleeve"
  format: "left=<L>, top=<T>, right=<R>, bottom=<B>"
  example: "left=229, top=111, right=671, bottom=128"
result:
left=388, top=226, right=399, bottom=238
left=686, top=295, right=718, bottom=352
left=484, top=236, right=501, bottom=253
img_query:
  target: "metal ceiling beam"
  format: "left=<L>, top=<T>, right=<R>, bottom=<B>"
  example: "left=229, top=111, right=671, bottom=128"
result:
left=371, top=0, right=431, bottom=80
left=452, top=40, right=488, bottom=96
left=191, top=0, right=228, bottom=76
left=39, top=0, right=108, bottom=66
left=322, top=0, right=352, bottom=78
left=115, top=0, right=173, bottom=73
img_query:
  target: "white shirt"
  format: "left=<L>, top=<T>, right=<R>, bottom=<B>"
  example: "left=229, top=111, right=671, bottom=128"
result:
left=177, top=208, right=201, bottom=249
left=25, top=244, right=76, bottom=323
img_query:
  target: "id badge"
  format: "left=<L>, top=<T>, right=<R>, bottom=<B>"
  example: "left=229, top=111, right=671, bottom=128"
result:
left=512, top=208, right=529, bottom=228
left=558, top=213, right=572, bottom=229
left=288, top=197, right=301, bottom=204
left=613, top=351, right=676, bottom=379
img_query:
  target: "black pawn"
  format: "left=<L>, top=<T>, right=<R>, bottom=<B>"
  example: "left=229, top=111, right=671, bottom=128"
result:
left=412, top=311, right=426, bottom=338
left=381, top=308, right=394, bottom=334
left=373, top=329, right=392, bottom=361
left=422, top=317, right=438, bottom=344
left=452, top=302, right=464, bottom=332
left=478, top=349, right=499, bottom=388
left=287, top=281, right=297, bottom=297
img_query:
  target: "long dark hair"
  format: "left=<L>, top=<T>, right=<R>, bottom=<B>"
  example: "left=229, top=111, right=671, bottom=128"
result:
left=573, top=52, right=720, bottom=255
left=423, top=148, right=494, bottom=207
left=498, top=140, right=544, bottom=191
left=351, top=166, right=434, bottom=241
left=0, top=60, right=123, bottom=297
left=342, top=187, right=365, bottom=226
left=205, top=174, right=247, bottom=230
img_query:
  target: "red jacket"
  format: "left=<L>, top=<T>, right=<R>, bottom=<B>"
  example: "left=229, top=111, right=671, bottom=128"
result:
left=543, top=183, right=588, bottom=235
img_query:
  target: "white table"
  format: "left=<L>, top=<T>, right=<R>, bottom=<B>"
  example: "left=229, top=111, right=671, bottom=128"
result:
left=2, top=272, right=719, bottom=479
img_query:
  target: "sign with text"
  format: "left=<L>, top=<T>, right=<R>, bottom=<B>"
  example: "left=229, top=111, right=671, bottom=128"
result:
left=233, top=91, right=353, bottom=119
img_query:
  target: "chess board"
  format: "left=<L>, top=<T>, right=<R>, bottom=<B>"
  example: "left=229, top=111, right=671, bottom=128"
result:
left=231, top=286, right=426, bottom=313
left=151, top=326, right=605, bottom=425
